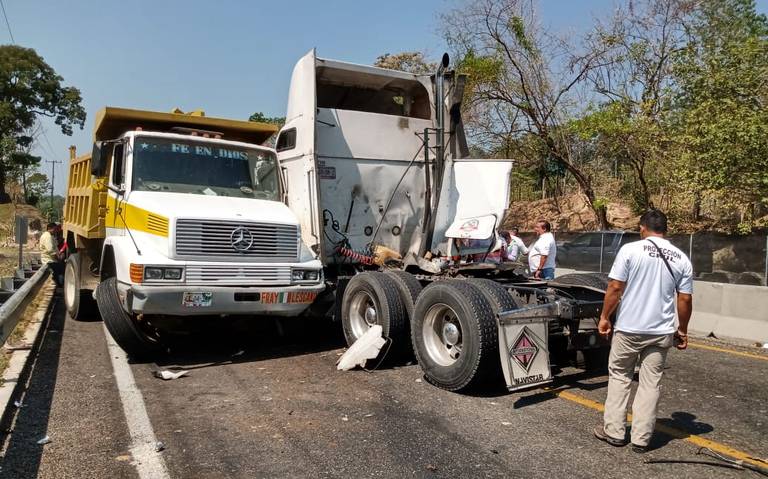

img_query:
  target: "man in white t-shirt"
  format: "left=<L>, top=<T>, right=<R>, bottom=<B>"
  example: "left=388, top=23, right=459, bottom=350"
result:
left=528, top=219, right=556, bottom=279
left=503, top=227, right=528, bottom=262
left=593, top=210, right=693, bottom=453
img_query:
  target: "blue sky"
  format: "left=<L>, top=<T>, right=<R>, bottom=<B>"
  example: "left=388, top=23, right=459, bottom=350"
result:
left=4, top=0, right=768, bottom=194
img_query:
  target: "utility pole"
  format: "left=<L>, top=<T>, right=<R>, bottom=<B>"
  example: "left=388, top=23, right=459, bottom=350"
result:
left=45, top=159, right=61, bottom=222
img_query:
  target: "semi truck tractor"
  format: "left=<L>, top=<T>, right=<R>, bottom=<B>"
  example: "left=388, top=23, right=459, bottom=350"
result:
left=275, top=50, right=611, bottom=392
left=62, top=107, right=324, bottom=357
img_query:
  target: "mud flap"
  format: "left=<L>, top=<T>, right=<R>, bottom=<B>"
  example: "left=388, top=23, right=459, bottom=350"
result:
left=497, top=304, right=558, bottom=392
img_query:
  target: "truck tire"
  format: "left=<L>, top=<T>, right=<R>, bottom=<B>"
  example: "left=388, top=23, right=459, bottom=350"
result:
left=341, top=272, right=408, bottom=351
left=383, top=270, right=422, bottom=321
left=465, top=278, right=521, bottom=313
left=552, top=273, right=609, bottom=291
left=96, top=277, right=164, bottom=360
left=412, top=280, right=501, bottom=391
left=64, top=254, right=98, bottom=321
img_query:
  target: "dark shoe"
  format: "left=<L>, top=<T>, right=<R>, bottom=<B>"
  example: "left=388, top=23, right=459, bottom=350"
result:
left=593, top=426, right=628, bottom=447
left=631, top=443, right=649, bottom=453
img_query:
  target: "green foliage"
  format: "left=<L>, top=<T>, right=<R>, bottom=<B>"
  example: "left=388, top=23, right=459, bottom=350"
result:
left=374, top=52, right=437, bottom=74
left=0, top=46, right=85, bottom=140
left=248, top=112, right=285, bottom=127
left=37, top=194, right=64, bottom=222
left=673, top=0, right=768, bottom=227
left=25, top=172, right=49, bottom=205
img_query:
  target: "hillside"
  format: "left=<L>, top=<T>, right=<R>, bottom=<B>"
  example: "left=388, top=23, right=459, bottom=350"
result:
left=503, top=194, right=638, bottom=232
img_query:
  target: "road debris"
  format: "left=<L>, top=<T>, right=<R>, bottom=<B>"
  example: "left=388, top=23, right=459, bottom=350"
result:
left=426, top=464, right=438, bottom=472
left=415, top=378, right=422, bottom=383
left=36, top=435, right=51, bottom=445
left=501, top=422, right=512, bottom=426
left=13, top=400, right=23, bottom=408
left=153, top=369, right=189, bottom=380
left=336, top=325, right=386, bottom=371
left=341, top=415, right=349, bottom=422
left=155, top=441, right=166, bottom=452
left=232, top=350, right=245, bottom=357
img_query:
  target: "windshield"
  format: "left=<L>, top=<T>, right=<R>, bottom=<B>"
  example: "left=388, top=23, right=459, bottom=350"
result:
left=131, top=136, right=280, bottom=200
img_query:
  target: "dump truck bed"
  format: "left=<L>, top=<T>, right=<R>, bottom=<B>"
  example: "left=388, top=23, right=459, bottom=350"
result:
left=93, top=107, right=278, bottom=144
left=63, top=149, right=107, bottom=240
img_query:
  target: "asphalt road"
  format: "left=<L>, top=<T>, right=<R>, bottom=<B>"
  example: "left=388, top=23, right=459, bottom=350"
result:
left=0, top=292, right=766, bottom=478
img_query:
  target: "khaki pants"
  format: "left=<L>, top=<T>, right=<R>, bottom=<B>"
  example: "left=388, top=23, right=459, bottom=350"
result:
left=603, top=331, right=674, bottom=446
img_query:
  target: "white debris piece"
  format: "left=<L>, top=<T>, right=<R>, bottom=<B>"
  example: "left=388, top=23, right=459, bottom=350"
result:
left=13, top=400, right=23, bottom=408
left=153, top=369, right=189, bottom=380
left=336, top=325, right=386, bottom=371
left=36, top=435, right=51, bottom=445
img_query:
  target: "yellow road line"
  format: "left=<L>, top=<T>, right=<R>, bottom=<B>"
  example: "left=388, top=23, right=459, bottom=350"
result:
left=687, top=341, right=768, bottom=361
left=547, top=388, right=768, bottom=469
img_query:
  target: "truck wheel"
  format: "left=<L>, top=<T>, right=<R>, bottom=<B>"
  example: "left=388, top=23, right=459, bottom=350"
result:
left=64, top=254, right=98, bottom=321
left=341, top=272, right=407, bottom=350
left=383, top=270, right=422, bottom=322
left=412, top=280, right=501, bottom=391
left=96, top=277, right=164, bottom=360
left=465, top=278, right=521, bottom=313
left=552, top=273, right=609, bottom=291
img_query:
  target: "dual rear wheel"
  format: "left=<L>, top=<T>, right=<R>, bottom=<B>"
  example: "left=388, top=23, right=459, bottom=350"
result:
left=341, top=272, right=521, bottom=391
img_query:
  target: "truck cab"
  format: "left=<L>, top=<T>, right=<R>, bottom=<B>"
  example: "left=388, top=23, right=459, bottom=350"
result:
left=63, top=107, right=324, bottom=357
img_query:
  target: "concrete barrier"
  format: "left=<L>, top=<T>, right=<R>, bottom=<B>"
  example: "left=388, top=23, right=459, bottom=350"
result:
left=554, top=268, right=768, bottom=344
left=689, top=281, right=768, bottom=344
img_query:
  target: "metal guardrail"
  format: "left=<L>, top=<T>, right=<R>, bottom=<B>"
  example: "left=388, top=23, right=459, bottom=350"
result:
left=0, top=264, right=50, bottom=346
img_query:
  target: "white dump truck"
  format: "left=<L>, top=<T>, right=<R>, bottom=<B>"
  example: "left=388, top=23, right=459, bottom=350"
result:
left=275, top=50, right=611, bottom=392
left=62, top=108, right=324, bottom=357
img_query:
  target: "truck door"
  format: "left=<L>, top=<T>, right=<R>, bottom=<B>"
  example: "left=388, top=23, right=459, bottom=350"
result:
left=106, top=142, right=126, bottom=233
left=276, top=49, right=322, bottom=256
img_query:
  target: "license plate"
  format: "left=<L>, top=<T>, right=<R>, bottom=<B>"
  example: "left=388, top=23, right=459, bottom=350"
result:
left=182, top=292, right=213, bottom=307
left=261, top=291, right=318, bottom=304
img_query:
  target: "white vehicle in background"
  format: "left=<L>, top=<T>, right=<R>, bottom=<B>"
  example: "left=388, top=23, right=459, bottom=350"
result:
left=62, top=107, right=324, bottom=358
left=275, top=50, right=613, bottom=392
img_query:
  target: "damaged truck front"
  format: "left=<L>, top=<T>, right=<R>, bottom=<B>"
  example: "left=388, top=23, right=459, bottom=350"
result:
left=276, top=50, right=611, bottom=392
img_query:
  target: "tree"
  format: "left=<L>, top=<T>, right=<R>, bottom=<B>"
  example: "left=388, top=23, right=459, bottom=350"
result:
left=374, top=52, right=437, bottom=74
left=579, top=0, right=692, bottom=212
left=37, top=194, right=64, bottom=222
left=0, top=45, right=85, bottom=202
left=673, top=0, right=768, bottom=229
left=442, top=0, right=613, bottom=228
left=25, top=172, right=49, bottom=206
left=249, top=112, right=285, bottom=147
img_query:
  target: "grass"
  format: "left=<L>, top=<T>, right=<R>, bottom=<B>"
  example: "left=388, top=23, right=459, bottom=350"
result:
left=0, top=280, right=52, bottom=384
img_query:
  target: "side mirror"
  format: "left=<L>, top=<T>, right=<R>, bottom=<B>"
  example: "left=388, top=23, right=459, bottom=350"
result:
left=90, top=141, right=111, bottom=177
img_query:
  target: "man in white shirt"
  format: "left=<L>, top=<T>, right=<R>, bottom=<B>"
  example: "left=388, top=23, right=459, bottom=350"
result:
left=503, top=227, right=528, bottom=262
left=528, top=219, right=556, bottom=279
left=593, top=210, right=693, bottom=453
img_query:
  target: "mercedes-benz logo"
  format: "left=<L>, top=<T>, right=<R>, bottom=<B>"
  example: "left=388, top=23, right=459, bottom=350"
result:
left=230, top=226, right=253, bottom=252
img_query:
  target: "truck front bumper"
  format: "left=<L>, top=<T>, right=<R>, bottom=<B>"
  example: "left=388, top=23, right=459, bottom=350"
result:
left=118, top=282, right=325, bottom=317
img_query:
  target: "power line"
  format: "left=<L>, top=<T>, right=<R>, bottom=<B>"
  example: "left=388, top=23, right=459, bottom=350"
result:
left=0, top=0, right=14, bottom=44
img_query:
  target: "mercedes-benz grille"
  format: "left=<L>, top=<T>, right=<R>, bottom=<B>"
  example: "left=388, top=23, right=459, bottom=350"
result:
left=175, top=219, right=299, bottom=260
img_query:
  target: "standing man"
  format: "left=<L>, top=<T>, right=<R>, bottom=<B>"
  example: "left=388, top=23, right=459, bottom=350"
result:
left=594, top=209, right=693, bottom=452
left=503, top=227, right=529, bottom=262
left=528, top=219, right=556, bottom=279
left=39, top=222, right=64, bottom=286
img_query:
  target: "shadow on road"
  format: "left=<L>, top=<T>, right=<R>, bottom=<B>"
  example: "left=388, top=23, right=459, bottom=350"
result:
left=646, top=411, right=715, bottom=451
left=145, top=315, right=347, bottom=370
left=0, top=298, right=64, bottom=479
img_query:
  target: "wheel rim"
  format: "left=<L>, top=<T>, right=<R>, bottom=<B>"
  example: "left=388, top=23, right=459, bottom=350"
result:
left=348, top=290, right=378, bottom=339
left=64, top=262, right=76, bottom=309
left=422, top=303, right=463, bottom=366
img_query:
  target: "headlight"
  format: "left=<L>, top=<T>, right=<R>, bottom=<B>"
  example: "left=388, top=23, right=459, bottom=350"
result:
left=304, top=270, right=319, bottom=281
left=292, top=269, right=321, bottom=282
left=164, top=268, right=183, bottom=280
left=142, top=266, right=183, bottom=281
left=144, top=267, right=164, bottom=280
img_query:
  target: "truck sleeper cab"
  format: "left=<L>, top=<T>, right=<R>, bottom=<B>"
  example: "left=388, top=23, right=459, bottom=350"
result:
left=275, top=51, right=611, bottom=393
